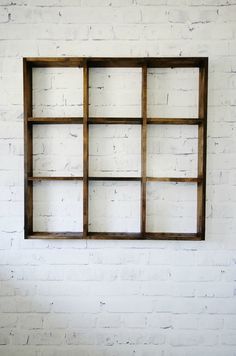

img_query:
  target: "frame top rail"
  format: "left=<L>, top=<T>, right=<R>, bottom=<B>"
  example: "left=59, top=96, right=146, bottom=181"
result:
left=24, top=57, right=207, bottom=68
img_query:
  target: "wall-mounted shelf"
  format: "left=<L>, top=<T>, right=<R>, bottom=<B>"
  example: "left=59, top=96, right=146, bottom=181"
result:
left=23, top=56, right=208, bottom=240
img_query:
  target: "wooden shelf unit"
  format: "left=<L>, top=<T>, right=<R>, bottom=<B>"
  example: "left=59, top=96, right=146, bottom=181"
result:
left=23, top=57, right=208, bottom=240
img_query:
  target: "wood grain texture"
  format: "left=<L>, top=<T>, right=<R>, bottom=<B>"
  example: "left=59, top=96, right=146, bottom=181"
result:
left=28, top=117, right=83, bottom=124
left=83, top=62, right=89, bottom=238
left=87, top=232, right=143, bottom=239
left=197, top=58, right=208, bottom=240
left=147, top=118, right=203, bottom=125
left=28, top=232, right=84, bottom=239
left=88, top=117, right=141, bottom=125
left=25, top=57, right=86, bottom=67
left=23, top=59, right=33, bottom=238
left=28, top=176, right=83, bottom=181
left=146, top=177, right=202, bottom=183
left=145, top=232, right=201, bottom=240
left=89, top=177, right=141, bottom=181
left=141, top=65, right=147, bottom=235
left=28, top=117, right=201, bottom=125
left=28, top=232, right=200, bottom=240
left=24, top=57, right=206, bottom=68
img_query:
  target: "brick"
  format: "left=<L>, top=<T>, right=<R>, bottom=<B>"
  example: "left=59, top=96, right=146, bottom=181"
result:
left=0, top=314, right=17, bottom=328
left=17, top=314, right=43, bottom=329
left=224, top=316, right=236, bottom=329
left=89, top=25, right=114, bottom=40
left=66, top=331, right=96, bottom=345
left=222, top=333, right=236, bottom=345
left=52, top=297, right=100, bottom=313
left=28, top=331, right=64, bottom=345
left=147, top=314, right=172, bottom=329
left=96, top=313, right=121, bottom=328
left=0, top=333, right=9, bottom=345
left=141, top=7, right=168, bottom=23
left=106, top=297, right=153, bottom=312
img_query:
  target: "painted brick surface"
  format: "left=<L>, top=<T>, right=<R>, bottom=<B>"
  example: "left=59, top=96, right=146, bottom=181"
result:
left=0, top=0, right=236, bottom=355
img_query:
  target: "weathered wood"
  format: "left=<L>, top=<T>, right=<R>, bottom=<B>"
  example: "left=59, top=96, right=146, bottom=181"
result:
left=28, top=117, right=83, bottom=124
left=147, top=118, right=202, bottom=125
left=87, top=232, right=142, bottom=239
left=28, top=231, right=200, bottom=240
left=89, top=177, right=141, bottom=181
left=146, top=177, right=202, bottom=183
left=88, top=57, right=204, bottom=68
left=24, top=57, right=206, bottom=68
left=28, top=176, right=83, bottom=181
left=28, top=232, right=84, bottom=239
left=25, top=57, right=86, bottom=67
left=141, top=65, right=147, bottom=235
left=23, top=59, right=33, bottom=238
left=83, top=62, right=89, bottom=238
left=145, top=232, right=201, bottom=240
left=28, top=117, right=202, bottom=126
left=197, top=58, right=208, bottom=240
left=88, top=117, right=141, bottom=125
left=147, top=57, right=204, bottom=68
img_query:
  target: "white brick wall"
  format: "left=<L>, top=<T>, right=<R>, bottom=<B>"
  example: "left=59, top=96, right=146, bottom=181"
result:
left=1, top=0, right=236, bottom=355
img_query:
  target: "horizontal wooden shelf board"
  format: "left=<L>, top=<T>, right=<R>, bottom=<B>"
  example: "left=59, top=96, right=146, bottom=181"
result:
left=28, top=117, right=204, bottom=125
left=28, top=232, right=84, bottom=239
left=148, top=118, right=203, bottom=125
left=28, top=117, right=83, bottom=124
left=28, top=232, right=201, bottom=240
left=25, top=57, right=86, bottom=67
left=146, top=177, right=202, bottom=183
left=28, top=176, right=83, bottom=181
left=145, top=232, right=201, bottom=240
left=25, top=57, right=207, bottom=68
left=89, top=177, right=141, bottom=181
left=87, top=232, right=143, bottom=239
left=89, top=117, right=142, bottom=125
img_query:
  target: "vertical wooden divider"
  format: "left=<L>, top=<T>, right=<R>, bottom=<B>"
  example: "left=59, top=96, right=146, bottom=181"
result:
left=197, top=58, right=208, bottom=239
left=83, top=62, right=89, bottom=238
left=23, top=59, right=33, bottom=238
left=141, top=64, right=147, bottom=235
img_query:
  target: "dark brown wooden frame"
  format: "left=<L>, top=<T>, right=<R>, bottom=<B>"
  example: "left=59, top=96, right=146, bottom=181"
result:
left=23, top=57, right=208, bottom=240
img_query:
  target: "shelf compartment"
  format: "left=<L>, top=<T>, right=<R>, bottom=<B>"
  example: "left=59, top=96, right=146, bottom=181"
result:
left=146, top=181, right=198, bottom=235
left=147, top=124, right=198, bottom=179
left=89, top=180, right=141, bottom=234
left=33, top=179, right=83, bottom=234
